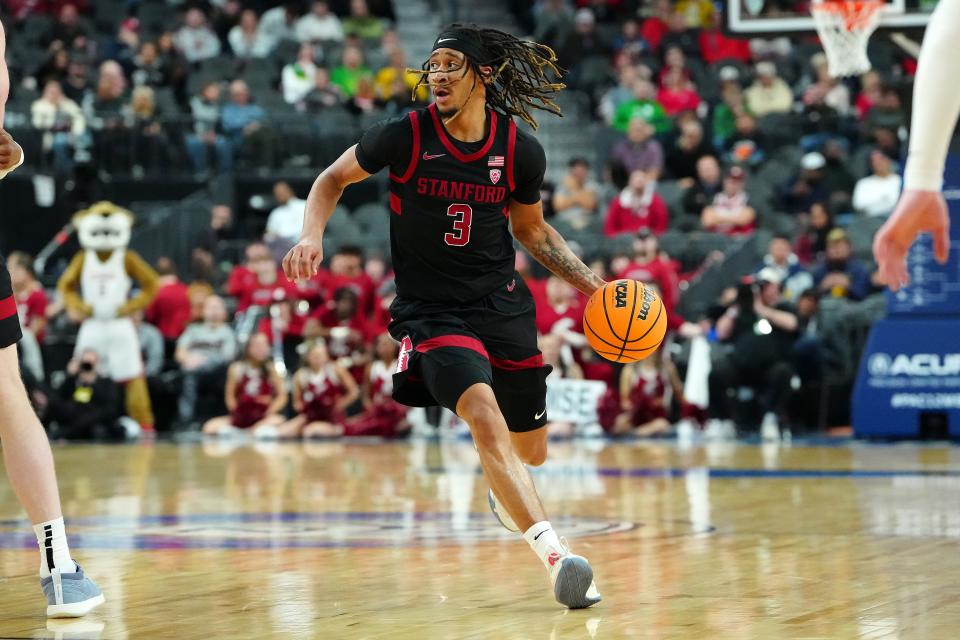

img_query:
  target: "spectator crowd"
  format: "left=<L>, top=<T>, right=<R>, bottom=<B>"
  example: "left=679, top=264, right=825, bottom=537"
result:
left=1, top=0, right=911, bottom=439
left=4, top=0, right=415, bottom=176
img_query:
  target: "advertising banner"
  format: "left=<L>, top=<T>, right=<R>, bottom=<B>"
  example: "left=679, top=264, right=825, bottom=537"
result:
left=545, top=379, right=607, bottom=425
left=853, top=154, right=960, bottom=437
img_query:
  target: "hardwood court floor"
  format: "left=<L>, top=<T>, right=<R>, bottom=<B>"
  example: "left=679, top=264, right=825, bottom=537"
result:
left=0, top=438, right=959, bottom=639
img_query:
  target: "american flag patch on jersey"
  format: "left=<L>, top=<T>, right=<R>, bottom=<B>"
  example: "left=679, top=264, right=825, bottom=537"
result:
left=487, top=155, right=504, bottom=167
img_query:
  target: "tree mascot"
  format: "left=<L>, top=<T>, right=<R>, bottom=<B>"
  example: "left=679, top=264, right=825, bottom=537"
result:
left=57, top=201, right=159, bottom=431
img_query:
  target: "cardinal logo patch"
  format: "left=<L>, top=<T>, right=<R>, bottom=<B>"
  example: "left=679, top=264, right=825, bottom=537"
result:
left=489, top=169, right=502, bottom=184
left=396, top=337, right=413, bottom=374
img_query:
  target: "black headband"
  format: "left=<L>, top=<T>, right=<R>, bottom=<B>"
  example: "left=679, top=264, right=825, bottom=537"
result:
left=431, top=28, right=490, bottom=65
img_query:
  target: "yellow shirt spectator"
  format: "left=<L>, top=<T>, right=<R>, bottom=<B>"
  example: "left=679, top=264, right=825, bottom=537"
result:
left=675, top=0, right=713, bottom=28
left=375, top=67, right=429, bottom=102
left=374, top=50, right=429, bottom=102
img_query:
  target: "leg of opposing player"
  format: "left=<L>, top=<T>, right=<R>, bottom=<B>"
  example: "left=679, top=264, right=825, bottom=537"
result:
left=0, top=345, right=103, bottom=617
left=1, top=26, right=100, bottom=616
left=456, top=384, right=600, bottom=609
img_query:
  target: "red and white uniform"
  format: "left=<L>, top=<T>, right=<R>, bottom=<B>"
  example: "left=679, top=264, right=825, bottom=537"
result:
left=535, top=299, right=584, bottom=336
left=344, top=359, right=408, bottom=437
left=598, top=365, right=669, bottom=433
left=704, top=191, right=755, bottom=236
left=312, top=306, right=369, bottom=381
left=227, top=266, right=300, bottom=312
left=375, top=360, right=395, bottom=396
left=297, top=366, right=344, bottom=424
left=15, top=286, right=47, bottom=341
left=231, top=362, right=276, bottom=428
left=628, top=366, right=668, bottom=423
left=145, top=279, right=191, bottom=340
left=603, top=189, right=669, bottom=237
left=322, top=272, right=378, bottom=316
left=618, top=257, right=679, bottom=322
left=257, top=312, right=308, bottom=344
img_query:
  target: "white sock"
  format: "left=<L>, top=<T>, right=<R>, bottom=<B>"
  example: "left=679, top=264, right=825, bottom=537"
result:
left=523, top=521, right=564, bottom=571
left=33, top=517, right=76, bottom=578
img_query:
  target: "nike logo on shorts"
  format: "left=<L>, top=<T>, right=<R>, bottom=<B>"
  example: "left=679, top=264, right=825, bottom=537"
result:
left=535, top=408, right=546, bottom=420
left=422, top=152, right=446, bottom=160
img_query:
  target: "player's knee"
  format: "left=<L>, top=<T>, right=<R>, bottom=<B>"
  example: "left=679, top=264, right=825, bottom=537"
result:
left=464, top=404, right=503, bottom=434
left=519, top=444, right=547, bottom=467
left=461, top=403, right=507, bottom=446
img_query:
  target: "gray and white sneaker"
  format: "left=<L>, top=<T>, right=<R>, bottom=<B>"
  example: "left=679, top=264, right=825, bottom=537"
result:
left=40, top=565, right=105, bottom=618
left=549, top=540, right=601, bottom=609
left=487, top=489, right=519, bottom=532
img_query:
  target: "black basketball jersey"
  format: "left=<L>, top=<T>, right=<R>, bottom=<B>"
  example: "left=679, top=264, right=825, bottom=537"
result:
left=358, top=104, right=538, bottom=304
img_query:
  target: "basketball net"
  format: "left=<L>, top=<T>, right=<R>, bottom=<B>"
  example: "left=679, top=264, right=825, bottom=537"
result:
left=811, top=0, right=884, bottom=77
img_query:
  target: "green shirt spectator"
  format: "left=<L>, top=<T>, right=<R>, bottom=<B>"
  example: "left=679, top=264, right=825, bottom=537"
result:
left=714, top=73, right=746, bottom=147
left=712, top=102, right=736, bottom=144
left=331, top=45, right=372, bottom=97
left=613, top=98, right=669, bottom=134
left=611, top=79, right=669, bottom=134
left=343, top=0, right=385, bottom=40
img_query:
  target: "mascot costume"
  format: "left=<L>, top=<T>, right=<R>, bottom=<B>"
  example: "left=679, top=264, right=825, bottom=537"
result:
left=57, top=202, right=159, bottom=430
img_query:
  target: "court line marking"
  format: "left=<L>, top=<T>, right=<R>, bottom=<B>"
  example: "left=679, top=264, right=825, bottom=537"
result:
left=0, top=512, right=638, bottom=526
left=0, top=512, right=690, bottom=550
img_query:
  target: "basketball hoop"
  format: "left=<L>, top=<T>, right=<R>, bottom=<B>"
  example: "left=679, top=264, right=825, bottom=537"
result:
left=811, top=0, right=884, bottom=77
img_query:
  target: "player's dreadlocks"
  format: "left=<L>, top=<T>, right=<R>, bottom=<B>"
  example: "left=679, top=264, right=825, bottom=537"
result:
left=409, top=25, right=566, bottom=130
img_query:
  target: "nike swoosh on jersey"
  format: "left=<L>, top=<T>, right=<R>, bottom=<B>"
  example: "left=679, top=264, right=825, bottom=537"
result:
left=535, top=408, right=546, bottom=420
left=422, top=152, right=446, bottom=160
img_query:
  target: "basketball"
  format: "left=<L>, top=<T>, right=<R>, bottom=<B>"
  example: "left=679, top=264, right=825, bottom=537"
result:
left=583, top=280, right=667, bottom=363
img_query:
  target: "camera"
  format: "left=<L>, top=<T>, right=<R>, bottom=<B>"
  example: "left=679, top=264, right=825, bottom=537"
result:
left=79, top=361, right=95, bottom=373
left=736, top=279, right=755, bottom=311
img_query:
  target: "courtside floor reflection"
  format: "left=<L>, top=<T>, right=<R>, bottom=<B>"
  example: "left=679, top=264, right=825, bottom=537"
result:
left=0, top=438, right=958, bottom=639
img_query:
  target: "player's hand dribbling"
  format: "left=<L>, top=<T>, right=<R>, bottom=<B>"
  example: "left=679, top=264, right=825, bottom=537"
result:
left=0, top=129, right=24, bottom=171
left=873, top=189, right=950, bottom=291
left=282, top=236, right=323, bottom=281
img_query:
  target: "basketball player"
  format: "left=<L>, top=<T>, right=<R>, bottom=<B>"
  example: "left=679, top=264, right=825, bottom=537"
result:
left=0, top=20, right=104, bottom=616
left=873, top=0, right=959, bottom=290
left=283, top=25, right=604, bottom=608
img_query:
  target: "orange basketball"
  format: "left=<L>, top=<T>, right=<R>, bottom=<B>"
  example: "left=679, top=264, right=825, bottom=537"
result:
left=583, top=280, right=668, bottom=363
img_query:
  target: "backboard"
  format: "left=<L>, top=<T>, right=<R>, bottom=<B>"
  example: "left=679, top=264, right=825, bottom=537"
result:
left=725, top=0, right=936, bottom=35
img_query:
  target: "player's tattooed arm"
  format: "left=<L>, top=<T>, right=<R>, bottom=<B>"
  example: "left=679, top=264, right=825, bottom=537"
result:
left=510, top=199, right=606, bottom=295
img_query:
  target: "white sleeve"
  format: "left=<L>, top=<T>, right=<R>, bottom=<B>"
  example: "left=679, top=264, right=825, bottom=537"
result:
left=852, top=178, right=867, bottom=211
left=265, top=207, right=280, bottom=234
left=0, top=145, right=23, bottom=180
left=903, top=0, right=960, bottom=191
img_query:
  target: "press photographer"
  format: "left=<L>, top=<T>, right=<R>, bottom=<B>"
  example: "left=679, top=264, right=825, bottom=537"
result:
left=707, top=268, right=800, bottom=439
left=46, top=350, right=123, bottom=440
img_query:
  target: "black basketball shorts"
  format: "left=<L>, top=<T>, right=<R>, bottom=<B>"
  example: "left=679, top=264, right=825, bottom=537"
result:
left=0, top=256, right=22, bottom=349
left=388, top=275, right=552, bottom=433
